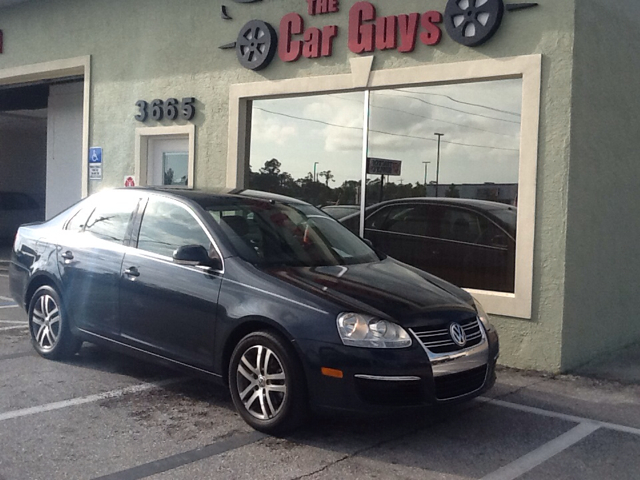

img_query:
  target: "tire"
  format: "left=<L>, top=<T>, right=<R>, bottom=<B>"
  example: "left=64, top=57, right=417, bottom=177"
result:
left=28, top=285, right=82, bottom=360
left=229, top=330, right=308, bottom=434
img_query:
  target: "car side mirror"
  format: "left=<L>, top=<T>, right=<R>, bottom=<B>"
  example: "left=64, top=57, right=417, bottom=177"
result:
left=173, top=244, right=222, bottom=271
left=363, top=238, right=374, bottom=248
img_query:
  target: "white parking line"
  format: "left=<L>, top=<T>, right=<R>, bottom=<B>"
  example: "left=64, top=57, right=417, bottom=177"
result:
left=0, top=378, right=183, bottom=422
left=0, top=325, right=28, bottom=332
left=481, top=423, right=600, bottom=480
left=479, top=397, right=640, bottom=436
left=0, top=305, right=18, bottom=309
left=0, top=320, right=27, bottom=324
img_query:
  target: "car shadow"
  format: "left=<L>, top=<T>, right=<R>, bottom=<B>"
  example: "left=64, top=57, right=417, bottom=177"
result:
left=60, top=343, right=511, bottom=479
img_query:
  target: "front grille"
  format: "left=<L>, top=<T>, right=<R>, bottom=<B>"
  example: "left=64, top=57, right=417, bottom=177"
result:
left=434, top=365, right=487, bottom=400
left=412, top=317, right=483, bottom=354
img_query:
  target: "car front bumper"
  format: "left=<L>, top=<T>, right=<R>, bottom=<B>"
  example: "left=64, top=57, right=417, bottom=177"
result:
left=296, top=327, right=499, bottom=413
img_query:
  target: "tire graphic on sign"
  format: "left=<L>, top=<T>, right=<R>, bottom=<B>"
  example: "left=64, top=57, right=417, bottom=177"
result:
left=236, top=20, right=278, bottom=71
left=444, top=0, right=505, bottom=47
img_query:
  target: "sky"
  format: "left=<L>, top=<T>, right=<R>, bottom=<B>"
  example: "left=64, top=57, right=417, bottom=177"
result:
left=249, top=78, right=522, bottom=188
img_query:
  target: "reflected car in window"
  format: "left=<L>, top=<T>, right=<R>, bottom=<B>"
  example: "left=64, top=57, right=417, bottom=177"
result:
left=340, top=198, right=517, bottom=293
left=9, top=188, right=499, bottom=434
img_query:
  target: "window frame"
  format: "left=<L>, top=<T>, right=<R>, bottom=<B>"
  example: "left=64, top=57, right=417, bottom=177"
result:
left=227, top=55, right=541, bottom=319
left=135, top=125, right=195, bottom=189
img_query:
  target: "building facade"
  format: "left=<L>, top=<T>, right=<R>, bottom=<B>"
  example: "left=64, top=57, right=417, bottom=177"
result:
left=1, top=0, right=638, bottom=372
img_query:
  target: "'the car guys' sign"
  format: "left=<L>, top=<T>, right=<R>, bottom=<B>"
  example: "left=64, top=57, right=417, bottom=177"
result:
left=223, top=0, right=538, bottom=71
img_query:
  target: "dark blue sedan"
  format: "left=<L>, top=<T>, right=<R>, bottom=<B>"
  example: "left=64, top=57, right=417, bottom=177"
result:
left=9, top=188, right=499, bottom=433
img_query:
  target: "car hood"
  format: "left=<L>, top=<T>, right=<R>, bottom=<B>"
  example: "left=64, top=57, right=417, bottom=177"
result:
left=261, top=258, right=476, bottom=327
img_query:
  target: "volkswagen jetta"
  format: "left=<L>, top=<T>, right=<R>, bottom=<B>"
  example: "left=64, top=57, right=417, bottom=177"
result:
left=9, top=188, right=499, bottom=433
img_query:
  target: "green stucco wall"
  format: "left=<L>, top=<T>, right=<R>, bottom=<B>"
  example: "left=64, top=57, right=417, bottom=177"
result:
left=0, top=0, right=579, bottom=371
left=562, top=0, right=640, bottom=370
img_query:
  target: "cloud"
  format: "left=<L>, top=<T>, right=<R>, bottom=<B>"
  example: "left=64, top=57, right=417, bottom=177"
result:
left=249, top=79, right=523, bottom=185
left=251, top=110, right=297, bottom=145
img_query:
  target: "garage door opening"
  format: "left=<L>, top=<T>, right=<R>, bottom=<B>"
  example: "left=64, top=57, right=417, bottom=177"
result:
left=0, top=77, right=84, bottom=246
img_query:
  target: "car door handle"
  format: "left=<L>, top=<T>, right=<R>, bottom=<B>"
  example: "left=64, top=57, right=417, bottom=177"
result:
left=124, top=266, right=140, bottom=278
left=61, top=251, right=74, bottom=260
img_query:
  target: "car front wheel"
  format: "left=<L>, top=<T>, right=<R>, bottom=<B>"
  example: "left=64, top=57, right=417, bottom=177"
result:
left=28, top=285, right=82, bottom=360
left=229, top=330, right=307, bottom=434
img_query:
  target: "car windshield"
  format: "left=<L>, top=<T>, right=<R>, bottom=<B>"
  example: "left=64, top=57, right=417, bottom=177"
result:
left=202, top=199, right=380, bottom=267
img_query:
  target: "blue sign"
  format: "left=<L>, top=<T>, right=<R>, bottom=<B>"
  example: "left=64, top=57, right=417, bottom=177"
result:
left=89, top=147, right=102, bottom=164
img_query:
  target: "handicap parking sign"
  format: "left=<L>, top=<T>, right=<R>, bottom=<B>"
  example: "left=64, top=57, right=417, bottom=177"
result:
left=89, top=147, right=102, bottom=164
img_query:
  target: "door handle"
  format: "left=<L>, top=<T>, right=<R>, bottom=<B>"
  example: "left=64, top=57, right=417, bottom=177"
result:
left=124, top=266, right=140, bottom=278
left=61, top=251, right=74, bottom=260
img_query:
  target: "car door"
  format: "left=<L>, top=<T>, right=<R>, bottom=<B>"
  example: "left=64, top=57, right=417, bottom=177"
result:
left=363, top=204, right=434, bottom=269
left=427, top=205, right=514, bottom=292
left=118, top=195, right=223, bottom=368
left=58, top=192, right=142, bottom=338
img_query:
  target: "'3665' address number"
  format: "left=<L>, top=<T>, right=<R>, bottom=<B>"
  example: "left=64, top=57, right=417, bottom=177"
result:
left=135, top=97, right=196, bottom=122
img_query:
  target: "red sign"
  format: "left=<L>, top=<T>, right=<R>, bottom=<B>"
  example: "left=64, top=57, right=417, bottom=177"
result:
left=279, top=1, right=443, bottom=64
left=124, top=176, right=136, bottom=187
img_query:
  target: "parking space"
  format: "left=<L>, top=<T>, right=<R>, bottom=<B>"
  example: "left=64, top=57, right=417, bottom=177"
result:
left=1, top=278, right=640, bottom=479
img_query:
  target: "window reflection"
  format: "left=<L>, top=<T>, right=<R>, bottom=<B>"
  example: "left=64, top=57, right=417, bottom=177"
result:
left=137, top=198, right=211, bottom=258
left=84, top=198, right=138, bottom=244
left=248, top=78, right=522, bottom=293
left=249, top=92, right=365, bottom=219
left=163, top=152, right=189, bottom=186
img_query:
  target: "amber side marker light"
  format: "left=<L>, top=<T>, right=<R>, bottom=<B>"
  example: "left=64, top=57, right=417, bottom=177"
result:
left=321, top=367, right=344, bottom=379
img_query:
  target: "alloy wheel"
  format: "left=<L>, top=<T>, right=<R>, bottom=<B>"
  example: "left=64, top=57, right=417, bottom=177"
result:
left=236, top=345, right=287, bottom=420
left=31, top=294, right=61, bottom=351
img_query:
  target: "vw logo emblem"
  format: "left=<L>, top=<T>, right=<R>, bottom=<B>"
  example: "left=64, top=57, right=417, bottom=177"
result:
left=449, top=322, right=467, bottom=347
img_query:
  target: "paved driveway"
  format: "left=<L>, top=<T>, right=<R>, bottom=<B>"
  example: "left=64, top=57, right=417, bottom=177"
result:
left=1, top=273, right=639, bottom=480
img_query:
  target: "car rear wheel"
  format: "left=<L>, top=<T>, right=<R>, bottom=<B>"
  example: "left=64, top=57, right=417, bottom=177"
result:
left=229, top=330, right=307, bottom=434
left=28, top=286, right=82, bottom=360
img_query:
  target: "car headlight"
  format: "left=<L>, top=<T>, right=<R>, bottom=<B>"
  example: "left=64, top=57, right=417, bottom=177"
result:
left=337, top=313, right=412, bottom=348
left=473, top=297, right=495, bottom=332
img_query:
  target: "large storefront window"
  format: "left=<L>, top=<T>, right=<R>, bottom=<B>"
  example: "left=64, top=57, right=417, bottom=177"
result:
left=248, top=78, right=522, bottom=294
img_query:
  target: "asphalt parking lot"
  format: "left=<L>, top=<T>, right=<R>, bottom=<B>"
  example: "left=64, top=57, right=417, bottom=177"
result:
left=1, top=266, right=640, bottom=479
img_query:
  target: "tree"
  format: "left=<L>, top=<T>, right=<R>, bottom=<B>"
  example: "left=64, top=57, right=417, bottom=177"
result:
left=318, top=170, right=335, bottom=186
left=260, top=158, right=281, bottom=175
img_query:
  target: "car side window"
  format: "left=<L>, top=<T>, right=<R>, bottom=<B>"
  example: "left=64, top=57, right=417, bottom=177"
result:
left=365, top=207, right=391, bottom=231
left=432, top=207, right=504, bottom=247
left=84, top=197, right=139, bottom=244
left=367, top=205, right=428, bottom=236
left=137, top=197, right=213, bottom=258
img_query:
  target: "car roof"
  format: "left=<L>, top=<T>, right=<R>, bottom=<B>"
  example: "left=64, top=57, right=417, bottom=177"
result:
left=114, top=187, right=310, bottom=206
left=339, top=197, right=517, bottom=237
left=368, top=197, right=516, bottom=212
